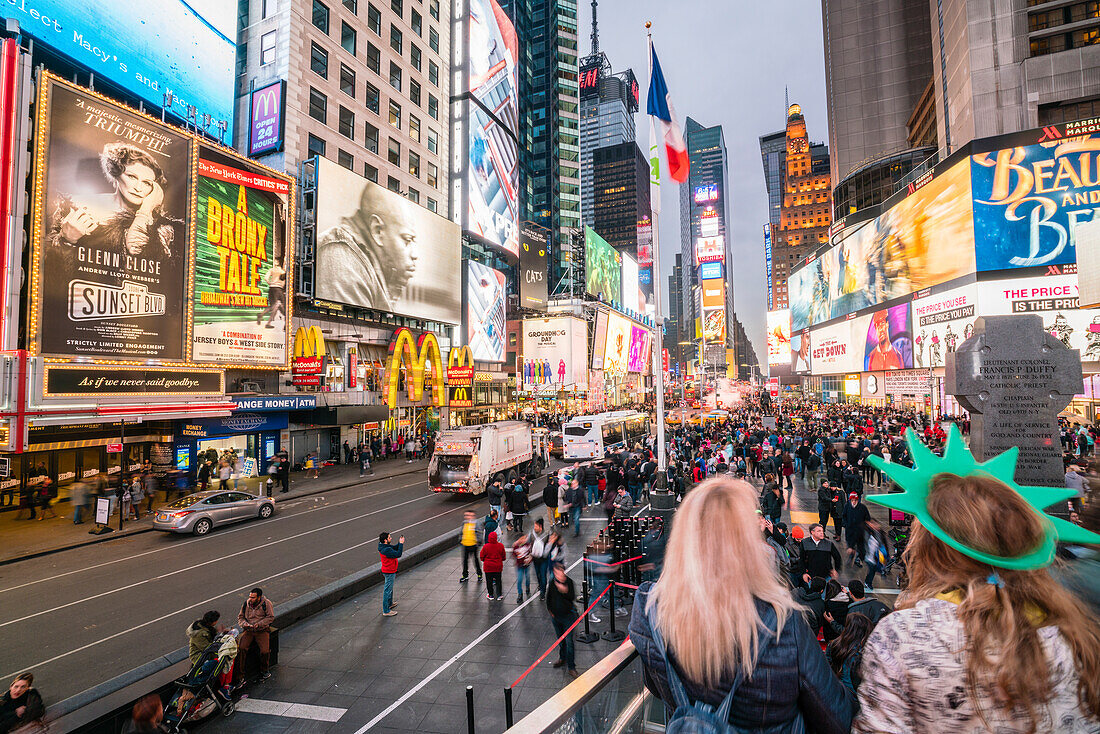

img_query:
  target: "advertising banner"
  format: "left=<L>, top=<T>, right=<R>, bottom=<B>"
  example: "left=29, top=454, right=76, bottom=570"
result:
left=790, top=158, right=974, bottom=331
left=31, top=77, right=191, bottom=361
left=767, top=309, right=791, bottom=366
left=976, top=271, right=1100, bottom=360
left=694, top=184, right=718, bottom=203
left=764, top=224, right=773, bottom=310
left=466, top=0, right=519, bottom=257
left=862, top=372, right=885, bottom=400
left=466, top=261, right=507, bottom=362
left=695, top=235, right=724, bottom=265
left=702, top=308, right=725, bottom=342
left=314, top=156, right=460, bottom=323
left=521, top=316, right=587, bottom=391
left=863, top=303, right=913, bottom=371
left=621, top=252, right=640, bottom=312
left=700, top=261, right=723, bottom=281
left=591, top=309, right=609, bottom=370
left=44, top=366, right=223, bottom=396
left=810, top=318, right=859, bottom=375
left=248, top=80, right=286, bottom=156
left=702, top=280, right=724, bottom=309
left=585, top=226, right=621, bottom=301
left=885, top=369, right=931, bottom=396
left=3, top=0, right=236, bottom=128
left=602, top=311, right=632, bottom=374
left=627, top=324, right=651, bottom=373
left=791, top=329, right=812, bottom=374
left=191, top=147, right=292, bottom=366
left=911, top=283, right=978, bottom=369
left=518, top=222, right=548, bottom=310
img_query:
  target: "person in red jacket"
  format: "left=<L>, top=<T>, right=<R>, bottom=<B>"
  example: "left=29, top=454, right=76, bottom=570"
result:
left=379, top=532, right=404, bottom=617
left=480, top=531, right=506, bottom=601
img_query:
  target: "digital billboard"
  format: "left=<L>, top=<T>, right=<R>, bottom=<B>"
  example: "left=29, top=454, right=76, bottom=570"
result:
left=585, top=226, right=621, bottom=301
left=701, top=281, right=724, bottom=309
left=518, top=221, right=548, bottom=311
left=791, top=329, right=811, bottom=373
left=191, top=147, right=293, bottom=366
left=466, top=261, right=507, bottom=362
left=977, top=272, right=1100, bottom=360
left=521, top=316, right=587, bottom=391
left=700, top=261, right=723, bottom=281
left=911, top=283, right=978, bottom=368
left=695, top=236, right=724, bottom=264
left=702, top=308, right=725, bottom=342
left=627, top=324, right=651, bottom=372
left=809, top=303, right=913, bottom=374
left=699, top=209, right=720, bottom=237
left=621, top=252, right=641, bottom=313
left=30, top=77, right=192, bottom=361
left=602, top=311, right=632, bottom=374
left=4, top=0, right=236, bottom=129
left=248, top=80, right=286, bottom=157
left=465, top=0, right=520, bottom=258
left=591, top=310, right=609, bottom=370
left=764, top=223, right=773, bottom=310
left=789, top=158, right=974, bottom=332
left=767, top=310, right=791, bottom=366
left=863, top=303, right=913, bottom=371
left=314, top=156, right=461, bottom=323
left=694, top=184, right=718, bottom=203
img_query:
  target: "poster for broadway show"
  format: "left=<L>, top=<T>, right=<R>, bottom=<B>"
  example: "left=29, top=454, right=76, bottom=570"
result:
left=191, top=147, right=292, bottom=366
left=33, top=76, right=191, bottom=360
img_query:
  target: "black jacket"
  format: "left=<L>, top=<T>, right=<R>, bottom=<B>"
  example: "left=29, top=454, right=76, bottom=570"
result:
left=629, top=583, right=855, bottom=733
left=795, top=586, right=826, bottom=633
left=0, top=687, right=45, bottom=733
left=487, top=483, right=504, bottom=505
left=508, top=488, right=529, bottom=515
left=581, top=464, right=600, bottom=486
left=817, top=483, right=835, bottom=512
left=761, top=489, right=783, bottom=518
left=848, top=597, right=891, bottom=625
left=800, top=537, right=843, bottom=579
left=543, top=476, right=558, bottom=507
left=546, top=574, right=576, bottom=618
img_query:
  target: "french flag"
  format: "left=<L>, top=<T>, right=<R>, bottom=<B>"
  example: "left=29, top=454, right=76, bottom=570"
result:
left=647, top=41, right=689, bottom=183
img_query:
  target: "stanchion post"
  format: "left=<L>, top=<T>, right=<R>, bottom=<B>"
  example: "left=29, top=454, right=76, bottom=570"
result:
left=504, top=686, right=514, bottom=728
left=602, top=581, right=625, bottom=642
left=466, top=685, right=475, bottom=734
left=576, top=577, right=599, bottom=643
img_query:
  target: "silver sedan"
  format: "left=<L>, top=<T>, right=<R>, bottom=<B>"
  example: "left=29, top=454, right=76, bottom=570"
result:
left=153, top=490, right=275, bottom=536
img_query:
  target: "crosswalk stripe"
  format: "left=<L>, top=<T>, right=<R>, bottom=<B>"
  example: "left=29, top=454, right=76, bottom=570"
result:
left=235, top=697, right=347, bottom=722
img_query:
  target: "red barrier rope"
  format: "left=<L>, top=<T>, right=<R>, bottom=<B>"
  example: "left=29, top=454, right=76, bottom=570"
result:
left=614, top=581, right=639, bottom=590
left=510, top=584, right=611, bottom=689
left=583, top=554, right=642, bottom=568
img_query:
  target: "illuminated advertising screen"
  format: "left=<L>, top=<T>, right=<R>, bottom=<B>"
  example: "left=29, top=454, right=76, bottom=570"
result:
left=521, top=316, right=588, bottom=391
left=621, top=253, right=640, bottom=312
left=519, top=221, right=548, bottom=310
left=5, top=0, right=236, bottom=128
left=764, top=223, right=773, bottom=310
left=701, top=281, right=724, bottom=309
left=466, top=261, right=507, bottom=362
left=585, top=226, right=622, bottom=301
left=695, top=236, right=724, bottom=264
left=911, top=283, right=978, bottom=368
left=977, top=272, right=1100, bottom=359
left=791, top=329, right=811, bottom=374
left=627, top=324, right=651, bottom=372
left=314, top=156, right=461, bottom=323
left=809, top=302, right=913, bottom=374
left=700, top=261, right=723, bottom=281
left=465, top=0, right=520, bottom=257
left=591, top=310, right=609, bottom=369
left=789, top=158, right=974, bottom=331
left=602, top=311, right=632, bottom=373
left=702, top=308, right=725, bottom=342
left=767, top=310, right=791, bottom=366
left=694, top=184, right=718, bottom=203
left=192, top=146, right=293, bottom=366
left=700, top=209, right=720, bottom=237
left=249, top=80, right=286, bottom=156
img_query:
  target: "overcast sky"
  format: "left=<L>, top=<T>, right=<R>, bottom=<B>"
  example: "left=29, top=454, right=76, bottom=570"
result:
left=577, top=0, right=829, bottom=361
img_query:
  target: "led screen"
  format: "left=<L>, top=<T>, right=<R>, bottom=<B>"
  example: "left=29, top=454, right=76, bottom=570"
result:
left=602, top=311, right=632, bottom=374
left=466, top=261, right=507, bottom=362
left=700, top=261, right=723, bottom=280
left=585, top=227, right=621, bottom=301
left=767, top=310, right=791, bottom=366
left=621, top=252, right=640, bottom=312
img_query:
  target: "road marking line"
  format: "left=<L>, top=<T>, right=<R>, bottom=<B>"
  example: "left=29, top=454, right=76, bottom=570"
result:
left=235, top=698, right=346, bottom=722
left=0, top=477, right=424, bottom=595
left=0, top=499, right=482, bottom=680
left=354, top=502, right=651, bottom=734
left=0, top=493, right=439, bottom=628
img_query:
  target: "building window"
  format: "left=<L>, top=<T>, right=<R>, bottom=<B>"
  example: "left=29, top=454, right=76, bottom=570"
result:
left=261, top=0, right=274, bottom=18
left=365, top=122, right=379, bottom=153
left=338, top=149, right=354, bottom=169
left=366, top=42, right=381, bottom=73
left=309, top=88, right=327, bottom=123
left=429, top=26, right=439, bottom=53
left=390, top=24, right=403, bottom=53
left=340, top=64, right=356, bottom=97
left=409, top=114, right=421, bottom=142
left=407, top=187, right=420, bottom=204
left=364, top=82, right=380, bottom=113
left=388, top=139, right=401, bottom=165
left=1030, top=33, right=1067, bottom=55
left=429, top=0, right=440, bottom=20
left=427, top=197, right=438, bottom=213
left=388, top=175, right=401, bottom=192
left=310, top=42, right=328, bottom=78
left=427, top=127, right=438, bottom=153
left=367, top=3, right=382, bottom=34
left=427, top=94, right=438, bottom=119
left=260, top=30, right=277, bottom=65
left=308, top=134, right=326, bottom=157
left=1073, top=26, right=1100, bottom=47
left=427, top=161, right=437, bottom=187
left=389, top=61, right=402, bottom=90
left=364, top=162, right=378, bottom=182
left=409, top=150, right=420, bottom=178
left=341, top=22, right=357, bottom=54
left=343, top=0, right=357, bottom=12
left=339, top=105, right=354, bottom=137
left=411, top=9, right=422, bottom=35
left=389, top=100, right=401, bottom=129
left=410, top=79, right=421, bottom=106
left=410, top=44, right=422, bottom=71
left=428, top=60, right=439, bottom=86
left=312, top=0, right=329, bottom=32
left=391, top=0, right=403, bottom=15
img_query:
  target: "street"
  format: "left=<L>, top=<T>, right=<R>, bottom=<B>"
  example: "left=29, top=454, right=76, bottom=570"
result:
left=0, top=471, right=516, bottom=703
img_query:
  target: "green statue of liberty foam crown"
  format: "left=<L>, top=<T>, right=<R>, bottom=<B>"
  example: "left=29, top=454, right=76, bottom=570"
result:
left=866, top=425, right=1100, bottom=571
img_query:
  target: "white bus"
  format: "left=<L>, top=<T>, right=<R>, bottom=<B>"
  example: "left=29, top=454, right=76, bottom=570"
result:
left=562, top=411, right=651, bottom=460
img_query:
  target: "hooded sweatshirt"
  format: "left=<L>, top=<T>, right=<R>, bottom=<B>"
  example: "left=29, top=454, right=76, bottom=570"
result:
left=479, top=531, right=506, bottom=573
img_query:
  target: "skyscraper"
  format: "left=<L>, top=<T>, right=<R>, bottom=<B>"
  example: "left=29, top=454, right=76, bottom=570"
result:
left=759, top=129, right=787, bottom=311
left=592, top=141, right=651, bottom=310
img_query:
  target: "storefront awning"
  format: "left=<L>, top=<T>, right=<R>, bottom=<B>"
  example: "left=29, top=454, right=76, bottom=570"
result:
left=291, top=405, right=389, bottom=426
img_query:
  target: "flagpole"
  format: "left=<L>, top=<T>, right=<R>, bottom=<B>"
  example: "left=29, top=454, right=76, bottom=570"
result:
left=646, top=23, right=670, bottom=497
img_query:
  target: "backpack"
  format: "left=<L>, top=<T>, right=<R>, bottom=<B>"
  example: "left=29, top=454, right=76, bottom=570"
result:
left=648, top=608, right=749, bottom=733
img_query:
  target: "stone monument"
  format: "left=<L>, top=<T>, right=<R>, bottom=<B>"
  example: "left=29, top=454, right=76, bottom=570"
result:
left=945, top=314, right=1083, bottom=491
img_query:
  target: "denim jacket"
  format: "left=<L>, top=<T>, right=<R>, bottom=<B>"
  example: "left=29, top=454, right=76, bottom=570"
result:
left=628, top=582, right=855, bottom=734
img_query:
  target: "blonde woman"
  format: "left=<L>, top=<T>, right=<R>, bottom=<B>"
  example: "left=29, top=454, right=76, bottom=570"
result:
left=628, top=476, right=856, bottom=731
left=855, top=473, right=1100, bottom=733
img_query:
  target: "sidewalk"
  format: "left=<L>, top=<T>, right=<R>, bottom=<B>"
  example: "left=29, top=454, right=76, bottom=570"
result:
left=0, top=458, right=429, bottom=565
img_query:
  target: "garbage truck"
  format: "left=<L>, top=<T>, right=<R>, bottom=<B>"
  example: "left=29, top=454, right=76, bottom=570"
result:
left=428, top=421, right=548, bottom=495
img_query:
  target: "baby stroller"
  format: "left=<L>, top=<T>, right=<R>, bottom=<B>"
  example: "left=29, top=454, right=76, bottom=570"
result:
left=162, top=631, right=239, bottom=731
left=884, top=511, right=911, bottom=589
